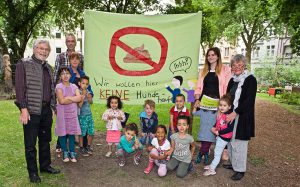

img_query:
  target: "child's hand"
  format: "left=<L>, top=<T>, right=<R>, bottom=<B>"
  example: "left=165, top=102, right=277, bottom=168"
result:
left=108, top=115, right=113, bottom=120
left=117, top=115, right=123, bottom=120
left=147, top=146, right=153, bottom=152
left=82, top=89, right=87, bottom=95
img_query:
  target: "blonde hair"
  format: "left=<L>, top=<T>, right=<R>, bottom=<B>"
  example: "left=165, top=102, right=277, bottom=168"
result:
left=144, top=99, right=155, bottom=109
left=202, top=47, right=223, bottom=78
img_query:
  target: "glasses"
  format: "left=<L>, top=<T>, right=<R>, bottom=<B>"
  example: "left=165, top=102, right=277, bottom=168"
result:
left=231, top=64, right=244, bottom=70
left=37, top=47, right=50, bottom=52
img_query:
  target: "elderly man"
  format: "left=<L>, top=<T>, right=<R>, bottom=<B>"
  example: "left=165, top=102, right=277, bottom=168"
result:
left=53, top=33, right=84, bottom=84
left=15, top=39, right=60, bottom=183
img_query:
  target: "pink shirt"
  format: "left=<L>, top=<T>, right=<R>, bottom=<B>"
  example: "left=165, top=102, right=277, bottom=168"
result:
left=194, top=65, right=231, bottom=98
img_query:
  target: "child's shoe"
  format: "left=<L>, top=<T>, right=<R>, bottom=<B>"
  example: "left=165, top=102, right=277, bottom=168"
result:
left=133, top=152, right=142, bottom=165
left=80, top=147, right=89, bottom=157
left=105, top=151, right=112, bottom=157
left=204, top=154, right=209, bottom=165
left=118, top=158, right=126, bottom=167
left=144, top=161, right=154, bottom=174
left=195, top=152, right=203, bottom=164
left=86, top=146, right=93, bottom=155
left=204, top=165, right=210, bottom=170
left=203, top=168, right=216, bottom=176
left=70, top=152, right=77, bottom=163
left=62, top=151, right=70, bottom=162
left=188, top=162, right=194, bottom=173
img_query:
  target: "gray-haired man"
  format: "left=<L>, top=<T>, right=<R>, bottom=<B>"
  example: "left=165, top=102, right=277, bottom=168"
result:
left=15, top=39, right=60, bottom=183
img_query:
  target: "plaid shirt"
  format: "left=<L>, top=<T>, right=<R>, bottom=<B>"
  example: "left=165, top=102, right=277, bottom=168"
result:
left=53, top=50, right=84, bottom=84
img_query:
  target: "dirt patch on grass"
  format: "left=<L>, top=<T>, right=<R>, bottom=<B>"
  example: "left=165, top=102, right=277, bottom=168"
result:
left=52, top=99, right=300, bottom=187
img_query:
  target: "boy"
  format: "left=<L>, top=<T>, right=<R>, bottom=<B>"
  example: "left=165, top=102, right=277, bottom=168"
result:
left=139, top=99, right=158, bottom=146
left=78, top=76, right=95, bottom=156
left=168, top=94, right=190, bottom=140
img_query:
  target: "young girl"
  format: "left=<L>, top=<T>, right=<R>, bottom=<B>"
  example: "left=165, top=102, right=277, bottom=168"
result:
left=102, top=96, right=125, bottom=157
left=55, top=67, right=82, bottom=162
left=117, top=123, right=143, bottom=167
left=203, top=94, right=234, bottom=176
left=166, top=115, right=195, bottom=178
left=144, top=125, right=170, bottom=177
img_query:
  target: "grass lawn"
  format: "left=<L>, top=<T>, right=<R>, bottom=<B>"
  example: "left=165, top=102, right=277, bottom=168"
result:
left=256, top=93, right=300, bottom=116
left=0, top=100, right=200, bottom=186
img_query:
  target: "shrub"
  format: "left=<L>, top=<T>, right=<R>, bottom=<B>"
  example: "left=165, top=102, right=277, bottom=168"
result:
left=280, top=92, right=300, bottom=105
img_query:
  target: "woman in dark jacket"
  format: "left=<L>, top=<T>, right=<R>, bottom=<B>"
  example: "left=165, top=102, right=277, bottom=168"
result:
left=224, top=54, right=257, bottom=181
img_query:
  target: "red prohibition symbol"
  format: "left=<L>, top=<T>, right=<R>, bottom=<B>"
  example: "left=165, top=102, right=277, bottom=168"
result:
left=109, top=27, right=168, bottom=76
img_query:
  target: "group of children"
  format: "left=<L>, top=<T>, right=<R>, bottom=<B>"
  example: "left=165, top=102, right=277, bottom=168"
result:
left=54, top=66, right=235, bottom=178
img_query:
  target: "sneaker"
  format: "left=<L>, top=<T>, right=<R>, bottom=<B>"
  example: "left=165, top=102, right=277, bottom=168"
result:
left=80, top=147, right=89, bottom=157
left=118, top=159, right=125, bottom=167
left=70, top=152, right=77, bottom=163
left=105, top=151, right=112, bottom=157
left=86, top=146, right=93, bottom=155
left=204, top=165, right=210, bottom=170
left=133, top=154, right=141, bottom=165
left=203, top=169, right=216, bottom=176
left=62, top=152, right=70, bottom=162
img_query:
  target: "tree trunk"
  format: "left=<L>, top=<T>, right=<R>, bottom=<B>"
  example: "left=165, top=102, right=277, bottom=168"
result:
left=245, top=44, right=252, bottom=71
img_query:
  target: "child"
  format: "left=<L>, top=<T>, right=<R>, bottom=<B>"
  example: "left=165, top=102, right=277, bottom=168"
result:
left=55, top=67, right=82, bottom=162
left=203, top=95, right=234, bottom=176
left=168, top=94, right=190, bottom=140
left=144, top=125, right=170, bottom=177
left=117, top=123, right=143, bottom=167
left=78, top=76, right=95, bottom=156
left=139, top=99, right=158, bottom=146
left=102, top=95, right=125, bottom=157
left=166, top=115, right=195, bottom=178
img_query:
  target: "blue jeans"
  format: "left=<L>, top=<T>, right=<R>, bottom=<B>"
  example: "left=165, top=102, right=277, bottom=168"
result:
left=140, top=133, right=153, bottom=145
left=210, top=136, right=228, bottom=171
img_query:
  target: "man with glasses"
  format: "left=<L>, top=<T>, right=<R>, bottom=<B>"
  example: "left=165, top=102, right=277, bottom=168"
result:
left=15, top=39, right=60, bottom=183
left=53, top=33, right=84, bottom=84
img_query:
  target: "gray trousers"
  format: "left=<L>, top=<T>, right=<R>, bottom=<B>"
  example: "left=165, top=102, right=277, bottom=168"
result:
left=228, top=115, right=249, bottom=172
left=166, top=157, right=190, bottom=178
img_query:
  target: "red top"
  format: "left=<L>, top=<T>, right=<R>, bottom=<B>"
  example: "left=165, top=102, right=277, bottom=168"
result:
left=169, top=106, right=190, bottom=130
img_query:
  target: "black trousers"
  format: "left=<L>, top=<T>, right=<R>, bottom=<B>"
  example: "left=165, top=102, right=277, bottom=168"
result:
left=23, top=105, right=52, bottom=175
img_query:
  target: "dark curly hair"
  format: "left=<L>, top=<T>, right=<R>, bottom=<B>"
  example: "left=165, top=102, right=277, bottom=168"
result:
left=177, top=115, right=190, bottom=125
left=106, top=95, right=123, bottom=109
left=125, top=123, right=139, bottom=136
left=58, top=67, right=71, bottom=77
left=155, top=124, right=167, bottom=134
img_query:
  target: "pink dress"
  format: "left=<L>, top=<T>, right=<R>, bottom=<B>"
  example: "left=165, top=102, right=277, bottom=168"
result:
left=55, top=83, right=81, bottom=136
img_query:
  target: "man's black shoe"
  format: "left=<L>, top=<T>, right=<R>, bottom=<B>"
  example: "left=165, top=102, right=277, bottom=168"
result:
left=40, top=166, right=61, bottom=174
left=29, top=173, right=41, bottom=183
left=223, top=164, right=233, bottom=170
left=231, top=172, right=245, bottom=181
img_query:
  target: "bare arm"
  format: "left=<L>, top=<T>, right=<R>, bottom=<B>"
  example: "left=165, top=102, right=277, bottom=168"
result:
left=190, top=141, right=196, bottom=158
left=56, top=89, right=73, bottom=105
left=68, top=89, right=82, bottom=103
left=170, top=114, right=174, bottom=132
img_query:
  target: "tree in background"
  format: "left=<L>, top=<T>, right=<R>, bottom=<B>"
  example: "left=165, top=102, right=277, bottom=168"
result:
left=278, top=0, right=300, bottom=55
left=217, top=0, right=281, bottom=69
left=163, top=0, right=225, bottom=56
left=0, top=0, right=160, bottom=81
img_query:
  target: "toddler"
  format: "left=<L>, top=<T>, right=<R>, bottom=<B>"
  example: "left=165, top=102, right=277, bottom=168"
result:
left=102, top=96, right=125, bottom=157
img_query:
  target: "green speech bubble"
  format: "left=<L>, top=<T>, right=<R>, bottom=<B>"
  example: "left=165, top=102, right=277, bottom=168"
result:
left=169, top=56, right=192, bottom=74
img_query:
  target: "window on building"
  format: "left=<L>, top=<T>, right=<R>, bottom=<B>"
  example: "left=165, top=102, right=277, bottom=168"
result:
left=224, top=47, right=229, bottom=57
left=56, top=32, right=61, bottom=39
left=284, top=45, right=293, bottom=58
left=56, top=47, right=61, bottom=54
left=267, top=45, right=275, bottom=56
left=252, top=47, right=260, bottom=58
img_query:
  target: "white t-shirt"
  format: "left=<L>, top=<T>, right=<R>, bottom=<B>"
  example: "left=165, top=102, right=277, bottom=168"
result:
left=151, top=138, right=171, bottom=156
